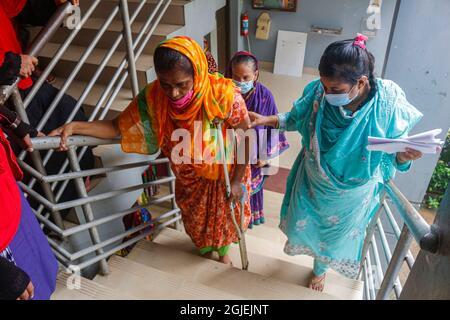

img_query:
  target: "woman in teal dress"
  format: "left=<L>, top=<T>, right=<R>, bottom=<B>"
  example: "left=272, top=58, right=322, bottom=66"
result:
left=249, top=34, right=423, bottom=291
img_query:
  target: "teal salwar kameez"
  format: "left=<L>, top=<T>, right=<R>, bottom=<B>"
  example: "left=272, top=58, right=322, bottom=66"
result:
left=278, top=79, right=423, bottom=279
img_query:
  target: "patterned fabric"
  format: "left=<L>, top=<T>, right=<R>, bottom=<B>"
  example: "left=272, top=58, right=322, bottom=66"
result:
left=0, top=247, right=15, bottom=264
left=205, top=51, right=218, bottom=74
left=118, top=36, right=252, bottom=255
left=245, top=82, right=289, bottom=228
left=7, top=187, right=58, bottom=300
left=226, top=51, right=289, bottom=228
left=165, top=88, right=252, bottom=253
left=119, top=36, right=238, bottom=180
left=278, top=79, right=423, bottom=279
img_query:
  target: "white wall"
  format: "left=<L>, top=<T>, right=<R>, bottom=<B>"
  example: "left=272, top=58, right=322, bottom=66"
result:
left=183, top=0, right=226, bottom=45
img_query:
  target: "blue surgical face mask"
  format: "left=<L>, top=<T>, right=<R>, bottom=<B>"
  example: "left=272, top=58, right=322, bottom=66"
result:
left=233, top=80, right=254, bottom=94
left=324, top=85, right=358, bottom=107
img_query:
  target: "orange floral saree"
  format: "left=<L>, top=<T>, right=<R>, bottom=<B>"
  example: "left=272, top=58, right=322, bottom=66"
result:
left=118, top=36, right=251, bottom=256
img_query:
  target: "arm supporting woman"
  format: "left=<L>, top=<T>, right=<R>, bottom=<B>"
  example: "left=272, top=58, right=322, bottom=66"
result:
left=48, top=118, right=120, bottom=151
left=65, top=119, right=120, bottom=138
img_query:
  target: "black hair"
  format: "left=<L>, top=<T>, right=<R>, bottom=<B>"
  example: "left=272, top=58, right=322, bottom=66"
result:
left=153, top=46, right=194, bottom=76
left=230, top=54, right=258, bottom=73
left=319, top=38, right=376, bottom=93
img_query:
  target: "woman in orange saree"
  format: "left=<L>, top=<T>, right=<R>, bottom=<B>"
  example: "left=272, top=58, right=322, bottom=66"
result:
left=49, top=36, right=252, bottom=265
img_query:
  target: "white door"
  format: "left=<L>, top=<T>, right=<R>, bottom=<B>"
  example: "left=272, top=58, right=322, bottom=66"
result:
left=274, top=30, right=308, bottom=78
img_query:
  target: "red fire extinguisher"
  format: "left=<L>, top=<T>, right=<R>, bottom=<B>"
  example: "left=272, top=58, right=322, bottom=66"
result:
left=241, top=12, right=249, bottom=37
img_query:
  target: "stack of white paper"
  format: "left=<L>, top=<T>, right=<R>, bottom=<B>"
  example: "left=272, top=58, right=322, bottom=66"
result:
left=367, top=129, right=444, bottom=154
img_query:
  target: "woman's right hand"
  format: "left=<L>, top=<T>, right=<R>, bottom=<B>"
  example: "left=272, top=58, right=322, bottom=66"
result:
left=248, top=112, right=279, bottom=129
left=248, top=111, right=266, bottom=128
left=17, top=281, right=34, bottom=300
left=48, top=123, right=76, bottom=151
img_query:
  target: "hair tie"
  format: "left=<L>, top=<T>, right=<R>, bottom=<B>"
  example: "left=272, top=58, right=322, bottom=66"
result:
left=353, top=33, right=369, bottom=49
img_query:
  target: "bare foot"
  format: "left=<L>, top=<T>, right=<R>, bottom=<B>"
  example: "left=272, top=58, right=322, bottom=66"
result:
left=218, top=254, right=233, bottom=266
left=309, top=273, right=326, bottom=292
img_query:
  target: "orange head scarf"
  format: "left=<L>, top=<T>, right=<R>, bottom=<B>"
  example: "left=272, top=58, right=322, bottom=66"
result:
left=119, top=36, right=237, bottom=179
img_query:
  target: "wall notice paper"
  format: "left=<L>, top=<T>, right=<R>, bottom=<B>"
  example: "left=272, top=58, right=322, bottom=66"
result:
left=274, top=30, right=307, bottom=78
left=367, top=129, right=444, bottom=154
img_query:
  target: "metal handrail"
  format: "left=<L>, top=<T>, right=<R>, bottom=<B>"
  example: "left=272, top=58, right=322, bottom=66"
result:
left=385, top=180, right=440, bottom=253
left=31, top=135, right=120, bottom=150
left=361, top=178, right=442, bottom=300
left=30, top=0, right=170, bottom=220
left=0, top=0, right=180, bottom=275
left=21, top=172, right=175, bottom=212
left=383, top=200, right=415, bottom=269
left=375, top=218, right=402, bottom=297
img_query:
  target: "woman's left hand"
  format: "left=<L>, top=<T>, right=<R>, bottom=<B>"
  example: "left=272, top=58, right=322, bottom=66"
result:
left=396, top=148, right=423, bottom=163
left=230, top=181, right=244, bottom=204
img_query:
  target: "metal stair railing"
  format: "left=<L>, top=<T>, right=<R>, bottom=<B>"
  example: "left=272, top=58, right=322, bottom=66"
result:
left=0, top=0, right=178, bottom=275
left=359, top=180, right=441, bottom=300
left=20, top=135, right=181, bottom=274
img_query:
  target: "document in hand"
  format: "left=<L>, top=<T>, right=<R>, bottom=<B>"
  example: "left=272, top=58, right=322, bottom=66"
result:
left=367, top=129, right=444, bottom=154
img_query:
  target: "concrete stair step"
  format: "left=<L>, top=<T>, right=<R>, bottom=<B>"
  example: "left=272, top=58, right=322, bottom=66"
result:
left=80, top=0, right=188, bottom=26
left=45, top=19, right=184, bottom=56
left=246, top=223, right=288, bottom=244
left=262, top=189, right=285, bottom=219
left=52, top=271, right=133, bottom=300
left=94, top=255, right=243, bottom=299
left=83, top=18, right=184, bottom=35
left=244, top=189, right=285, bottom=230
left=52, top=76, right=132, bottom=115
left=154, top=228, right=364, bottom=299
left=38, top=42, right=152, bottom=89
left=39, top=42, right=153, bottom=71
left=161, top=224, right=315, bottom=269
left=126, top=239, right=336, bottom=300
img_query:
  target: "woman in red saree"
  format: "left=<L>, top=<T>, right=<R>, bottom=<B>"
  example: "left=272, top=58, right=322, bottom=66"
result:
left=50, top=36, right=252, bottom=265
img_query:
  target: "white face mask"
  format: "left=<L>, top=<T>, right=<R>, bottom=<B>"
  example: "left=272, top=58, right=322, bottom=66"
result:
left=324, top=85, right=359, bottom=107
left=233, top=80, right=254, bottom=94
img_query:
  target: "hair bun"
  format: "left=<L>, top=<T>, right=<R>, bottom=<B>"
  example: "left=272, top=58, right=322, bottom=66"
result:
left=353, top=33, right=369, bottom=49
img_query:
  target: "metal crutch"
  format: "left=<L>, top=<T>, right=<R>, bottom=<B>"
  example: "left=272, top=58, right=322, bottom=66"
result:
left=214, top=118, right=249, bottom=270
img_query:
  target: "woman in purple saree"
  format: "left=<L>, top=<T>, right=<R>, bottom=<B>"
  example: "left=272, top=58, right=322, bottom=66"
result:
left=227, top=51, right=289, bottom=228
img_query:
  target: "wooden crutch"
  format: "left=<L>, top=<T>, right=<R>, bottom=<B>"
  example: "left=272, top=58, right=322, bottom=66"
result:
left=214, top=118, right=249, bottom=270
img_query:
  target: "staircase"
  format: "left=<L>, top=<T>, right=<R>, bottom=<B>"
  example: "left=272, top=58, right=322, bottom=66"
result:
left=33, top=0, right=191, bottom=118
left=53, top=190, right=364, bottom=300
left=24, top=0, right=364, bottom=300
left=8, top=0, right=445, bottom=301
left=24, top=1, right=196, bottom=274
